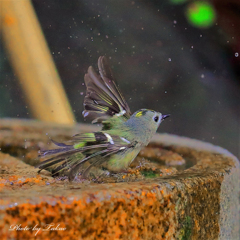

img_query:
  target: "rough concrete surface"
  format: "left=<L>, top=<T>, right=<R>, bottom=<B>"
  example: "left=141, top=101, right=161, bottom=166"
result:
left=0, top=119, right=239, bottom=240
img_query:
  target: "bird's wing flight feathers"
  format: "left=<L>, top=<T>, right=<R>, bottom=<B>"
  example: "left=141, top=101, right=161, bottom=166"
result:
left=83, top=56, right=131, bottom=123
left=36, top=132, right=135, bottom=181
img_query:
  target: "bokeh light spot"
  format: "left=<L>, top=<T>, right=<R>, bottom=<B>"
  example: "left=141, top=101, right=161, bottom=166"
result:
left=186, top=1, right=216, bottom=28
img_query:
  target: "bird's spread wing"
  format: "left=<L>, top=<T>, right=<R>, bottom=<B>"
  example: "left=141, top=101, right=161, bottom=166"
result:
left=83, top=56, right=131, bottom=123
left=36, top=132, right=136, bottom=181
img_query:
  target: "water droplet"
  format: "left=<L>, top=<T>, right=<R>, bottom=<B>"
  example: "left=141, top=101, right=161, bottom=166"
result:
left=235, top=52, right=239, bottom=57
left=165, top=91, right=167, bottom=93
left=168, top=58, right=171, bottom=62
left=173, top=20, right=177, bottom=24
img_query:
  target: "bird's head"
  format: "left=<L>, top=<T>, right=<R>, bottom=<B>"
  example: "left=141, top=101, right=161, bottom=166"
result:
left=130, top=109, right=170, bottom=133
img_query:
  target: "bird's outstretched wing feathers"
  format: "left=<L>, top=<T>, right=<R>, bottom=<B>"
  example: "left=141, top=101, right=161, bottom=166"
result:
left=37, top=56, right=133, bottom=180
left=83, top=56, right=131, bottom=123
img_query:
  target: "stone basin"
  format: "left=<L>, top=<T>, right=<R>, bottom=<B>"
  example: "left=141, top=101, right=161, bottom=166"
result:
left=0, top=119, right=239, bottom=240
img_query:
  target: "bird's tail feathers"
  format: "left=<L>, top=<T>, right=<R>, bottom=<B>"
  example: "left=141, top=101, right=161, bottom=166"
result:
left=36, top=139, right=109, bottom=178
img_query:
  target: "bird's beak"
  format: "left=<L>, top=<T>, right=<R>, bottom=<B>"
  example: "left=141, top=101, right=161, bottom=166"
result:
left=162, top=114, right=170, bottom=120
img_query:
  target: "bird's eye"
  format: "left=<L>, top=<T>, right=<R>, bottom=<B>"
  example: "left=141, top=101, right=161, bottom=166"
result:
left=154, top=116, right=159, bottom=122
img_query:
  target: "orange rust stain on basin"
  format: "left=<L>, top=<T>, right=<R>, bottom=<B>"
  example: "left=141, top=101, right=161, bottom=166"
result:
left=0, top=175, right=48, bottom=192
left=0, top=187, right=177, bottom=240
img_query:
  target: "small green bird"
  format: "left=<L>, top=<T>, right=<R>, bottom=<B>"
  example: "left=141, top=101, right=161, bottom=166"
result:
left=37, top=56, right=169, bottom=181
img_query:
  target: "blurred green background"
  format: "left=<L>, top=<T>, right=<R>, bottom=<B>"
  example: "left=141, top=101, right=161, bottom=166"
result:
left=1, top=0, right=240, bottom=158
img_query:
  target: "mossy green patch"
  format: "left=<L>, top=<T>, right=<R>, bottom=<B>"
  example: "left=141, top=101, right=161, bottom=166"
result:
left=140, top=169, right=159, bottom=178
left=178, top=216, right=192, bottom=240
